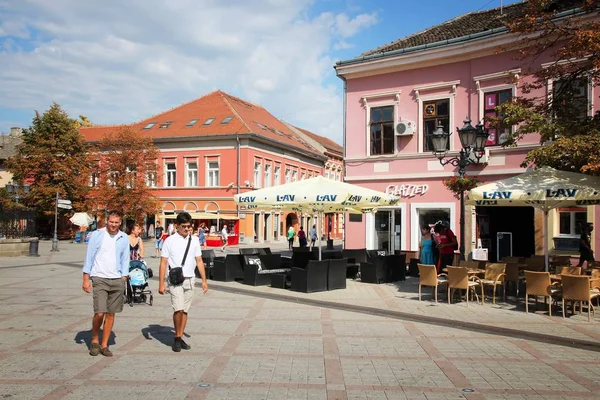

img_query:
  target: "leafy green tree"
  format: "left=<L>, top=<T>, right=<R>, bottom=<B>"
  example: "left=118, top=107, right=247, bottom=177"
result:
left=494, top=0, right=600, bottom=175
left=87, top=126, right=160, bottom=223
left=7, top=103, right=91, bottom=212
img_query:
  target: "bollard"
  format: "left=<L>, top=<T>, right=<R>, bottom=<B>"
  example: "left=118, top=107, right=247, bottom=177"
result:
left=29, top=238, right=40, bottom=257
left=326, top=239, right=334, bottom=250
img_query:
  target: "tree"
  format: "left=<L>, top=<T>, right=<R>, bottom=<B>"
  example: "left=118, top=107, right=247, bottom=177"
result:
left=7, top=103, right=91, bottom=212
left=74, top=115, right=94, bottom=128
left=494, top=0, right=600, bottom=175
left=88, top=126, right=160, bottom=222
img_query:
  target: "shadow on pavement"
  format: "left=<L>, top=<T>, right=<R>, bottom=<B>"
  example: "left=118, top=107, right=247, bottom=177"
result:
left=74, top=330, right=116, bottom=348
left=141, top=324, right=189, bottom=347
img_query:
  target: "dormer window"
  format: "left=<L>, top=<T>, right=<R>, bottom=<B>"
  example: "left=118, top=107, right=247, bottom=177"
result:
left=143, top=122, right=156, bottom=129
left=221, top=116, right=233, bottom=124
left=203, top=118, right=215, bottom=125
left=186, top=119, right=198, bottom=127
left=159, top=121, right=173, bottom=129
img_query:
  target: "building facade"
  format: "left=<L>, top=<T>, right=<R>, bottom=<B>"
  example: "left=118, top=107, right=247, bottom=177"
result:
left=335, top=2, right=599, bottom=261
left=81, top=90, right=343, bottom=245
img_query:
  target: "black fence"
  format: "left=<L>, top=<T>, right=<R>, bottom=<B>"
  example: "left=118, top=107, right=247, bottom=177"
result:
left=0, top=210, right=37, bottom=239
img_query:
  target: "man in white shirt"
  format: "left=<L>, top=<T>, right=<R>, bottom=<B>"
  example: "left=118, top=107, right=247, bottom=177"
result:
left=221, top=224, right=229, bottom=251
left=82, top=210, right=129, bottom=357
left=159, top=212, right=208, bottom=352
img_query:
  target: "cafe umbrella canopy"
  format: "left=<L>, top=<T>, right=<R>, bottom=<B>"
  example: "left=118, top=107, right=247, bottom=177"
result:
left=466, top=166, right=600, bottom=270
left=233, top=176, right=400, bottom=259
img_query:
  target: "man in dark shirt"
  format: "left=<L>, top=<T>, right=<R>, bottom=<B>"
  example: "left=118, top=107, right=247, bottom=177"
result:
left=578, top=223, right=594, bottom=268
left=434, top=222, right=458, bottom=273
left=154, top=225, right=164, bottom=258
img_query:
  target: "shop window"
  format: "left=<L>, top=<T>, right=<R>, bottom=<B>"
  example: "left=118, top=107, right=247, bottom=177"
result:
left=555, top=208, right=587, bottom=251
left=369, top=105, right=395, bottom=156
left=423, top=99, right=449, bottom=152
left=483, top=89, right=512, bottom=146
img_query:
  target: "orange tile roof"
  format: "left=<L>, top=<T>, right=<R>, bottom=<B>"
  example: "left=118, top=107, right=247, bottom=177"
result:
left=294, top=126, right=342, bottom=156
left=80, top=90, right=331, bottom=158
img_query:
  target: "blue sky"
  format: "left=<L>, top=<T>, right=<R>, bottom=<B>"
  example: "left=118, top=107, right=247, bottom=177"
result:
left=0, top=0, right=521, bottom=143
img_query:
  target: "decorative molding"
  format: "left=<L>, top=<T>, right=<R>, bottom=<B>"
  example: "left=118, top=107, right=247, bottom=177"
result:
left=541, top=57, right=589, bottom=69
left=473, top=69, right=521, bottom=92
left=361, top=90, right=401, bottom=108
left=413, top=80, right=460, bottom=100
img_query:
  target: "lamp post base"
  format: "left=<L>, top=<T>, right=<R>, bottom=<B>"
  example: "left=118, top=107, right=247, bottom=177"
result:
left=51, top=238, right=59, bottom=252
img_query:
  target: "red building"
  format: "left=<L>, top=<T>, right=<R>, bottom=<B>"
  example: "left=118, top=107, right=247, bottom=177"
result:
left=81, top=90, right=343, bottom=245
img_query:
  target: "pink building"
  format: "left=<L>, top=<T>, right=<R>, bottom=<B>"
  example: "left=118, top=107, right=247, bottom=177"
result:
left=335, top=2, right=599, bottom=261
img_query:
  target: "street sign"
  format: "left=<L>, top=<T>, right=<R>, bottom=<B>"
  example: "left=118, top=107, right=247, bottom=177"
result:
left=57, top=204, right=73, bottom=210
left=58, top=200, right=72, bottom=205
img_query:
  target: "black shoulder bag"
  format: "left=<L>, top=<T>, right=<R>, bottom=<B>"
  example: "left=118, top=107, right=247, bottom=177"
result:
left=168, top=236, right=192, bottom=286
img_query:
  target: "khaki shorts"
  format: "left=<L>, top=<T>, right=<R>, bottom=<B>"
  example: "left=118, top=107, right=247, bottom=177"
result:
left=168, top=277, right=195, bottom=313
left=92, top=277, right=125, bottom=314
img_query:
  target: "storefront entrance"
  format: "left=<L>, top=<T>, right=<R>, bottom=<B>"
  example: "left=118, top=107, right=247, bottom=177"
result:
left=374, top=209, right=402, bottom=253
left=476, top=206, right=535, bottom=261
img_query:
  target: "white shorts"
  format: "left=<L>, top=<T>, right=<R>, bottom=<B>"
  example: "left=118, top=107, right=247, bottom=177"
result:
left=168, top=277, right=195, bottom=313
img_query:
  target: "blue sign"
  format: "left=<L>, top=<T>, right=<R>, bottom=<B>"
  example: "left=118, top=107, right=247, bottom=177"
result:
left=316, top=194, right=337, bottom=202
left=546, top=188, right=577, bottom=198
left=238, top=196, right=256, bottom=202
left=276, top=194, right=295, bottom=202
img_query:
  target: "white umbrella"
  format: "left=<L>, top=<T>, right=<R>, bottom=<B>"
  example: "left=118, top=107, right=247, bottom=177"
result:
left=69, top=212, right=94, bottom=227
left=466, top=166, right=600, bottom=270
left=234, top=176, right=400, bottom=259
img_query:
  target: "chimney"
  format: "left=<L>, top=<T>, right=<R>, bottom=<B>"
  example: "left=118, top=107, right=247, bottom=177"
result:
left=10, top=127, right=21, bottom=136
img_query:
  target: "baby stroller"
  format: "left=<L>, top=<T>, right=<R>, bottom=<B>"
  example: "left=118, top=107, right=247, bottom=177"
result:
left=125, top=259, right=153, bottom=306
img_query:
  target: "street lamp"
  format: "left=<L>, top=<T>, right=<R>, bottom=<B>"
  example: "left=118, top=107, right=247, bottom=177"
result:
left=5, top=180, right=30, bottom=203
left=427, top=118, right=489, bottom=260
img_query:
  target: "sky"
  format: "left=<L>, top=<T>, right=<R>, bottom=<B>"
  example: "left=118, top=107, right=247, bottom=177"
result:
left=0, top=0, right=522, bottom=144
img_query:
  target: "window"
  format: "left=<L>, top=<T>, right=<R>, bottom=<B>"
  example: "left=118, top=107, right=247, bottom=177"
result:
left=423, top=99, right=450, bottom=152
left=253, top=161, right=262, bottom=188
left=186, top=161, right=198, bottom=187
left=300, top=171, right=305, bottom=181
left=274, top=166, right=281, bottom=186
left=203, top=118, right=215, bottom=125
left=107, top=171, right=118, bottom=187
left=264, top=164, right=272, bottom=188
left=483, top=89, right=512, bottom=146
left=125, top=166, right=135, bottom=188
left=370, top=105, right=395, bottom=155
left=285, top=168, right=291, bottom=184
left=165, top=162, right=176, bottom=187
left=207, top=161, right=219, bottom=187
left=553, top=78, right=589, bottom=122
left=559, top=208, right=587, bottom=236
left=146, top=172, right=157, bottom=188
left=143, top=122, right=156, bottom=129
left=292, top=170, right=298, bottom=182
left=325, top=170, right=330, bottom=179
left=159, top=121, right=173, bottom=129
left=255, top=122, right=267, bottom=130
left=221, top=116, right=233, bottom=124
left=186, top=119, right=198, bottom=127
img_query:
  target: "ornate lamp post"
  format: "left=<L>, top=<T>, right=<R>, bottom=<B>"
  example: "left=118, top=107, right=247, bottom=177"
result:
left=427, top=118, right=489, bottom=260
left=5, top=180, right=30, bottom=203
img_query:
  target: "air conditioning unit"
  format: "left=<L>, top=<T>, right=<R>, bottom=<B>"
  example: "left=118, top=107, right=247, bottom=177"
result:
left=395, top=120, right=416, bottom=136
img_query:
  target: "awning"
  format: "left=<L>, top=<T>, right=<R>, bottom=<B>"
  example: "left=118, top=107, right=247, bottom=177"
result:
left=188, top=212, right=220, bottom=220
left=220, top=215, right=239, bottom=220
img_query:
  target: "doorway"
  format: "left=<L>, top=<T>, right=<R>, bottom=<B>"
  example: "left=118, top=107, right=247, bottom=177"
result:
left=374, top=209, right=402, bottom=253
left=263, top=213, right=270, bottom=241
left=253, top=213, right=260, bottom=242
left=476, top=206, right=535, bottom=261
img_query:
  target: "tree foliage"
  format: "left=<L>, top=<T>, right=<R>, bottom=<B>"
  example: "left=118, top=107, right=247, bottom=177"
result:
left=87, top=127, right=160, bottom=222
left=494, top=0, right=600, bottom=175
left=7, top=103, right=91, bottom=212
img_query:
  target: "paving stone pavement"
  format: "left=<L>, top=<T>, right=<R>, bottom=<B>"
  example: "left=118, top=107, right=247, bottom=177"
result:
left=1, top=240, right=600, bottom=399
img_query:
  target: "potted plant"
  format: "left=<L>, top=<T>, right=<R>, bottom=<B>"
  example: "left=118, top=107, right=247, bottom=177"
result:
left=442, top=175, right=483, bottom=199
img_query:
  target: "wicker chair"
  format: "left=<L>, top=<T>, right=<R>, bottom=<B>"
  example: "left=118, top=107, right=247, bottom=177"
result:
left=417, top=264, right=447, bottom=303
left=561, top=275, right=600, bottom=321
left=447, top=266, right=480, bottom=306
left=524, top=271, right=560, bottom=316
left=559, top=266, right=582, bottom=275
left=475, top=263, right=506, bottom=304
left=523, top=257, right=545, bottom=272
left=504, top=262, right=524, bottom=297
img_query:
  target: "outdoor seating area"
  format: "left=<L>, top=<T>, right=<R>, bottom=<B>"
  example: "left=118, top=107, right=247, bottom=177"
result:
left=409, top=254, right=600, bottom=320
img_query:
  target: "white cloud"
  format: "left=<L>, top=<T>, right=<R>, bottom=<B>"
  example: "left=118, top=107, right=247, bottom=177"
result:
left=0, top=0, right=378, bottom=144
